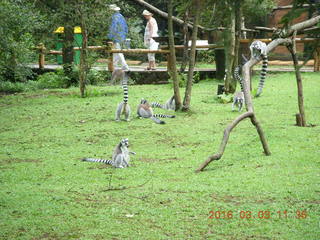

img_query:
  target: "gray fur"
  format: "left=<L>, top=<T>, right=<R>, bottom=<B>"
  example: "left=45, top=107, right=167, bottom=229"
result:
left=232, top=91, right=245, bottom=112
left=114, top=69, right=131, bottom=121
left=82, top=138, right=136, bottom=168
left=115, top=102, right=131, bottom=122
left=137, top=98, right=175, bottom=124
left=151, top=96, right=176, bottom=111
left=249, top=40, right=268, bottom=97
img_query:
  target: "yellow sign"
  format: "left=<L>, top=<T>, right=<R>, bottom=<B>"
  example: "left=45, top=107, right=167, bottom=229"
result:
left=54, top=26, right=81, bottom=33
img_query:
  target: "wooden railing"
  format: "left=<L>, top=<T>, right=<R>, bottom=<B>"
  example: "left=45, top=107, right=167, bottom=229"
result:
left=35, top=39, right=320, bottom=72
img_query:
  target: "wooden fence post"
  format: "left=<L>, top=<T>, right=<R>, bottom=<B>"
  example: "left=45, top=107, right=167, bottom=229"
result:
left=314, top=47, right=320, bottom=72
left=38, top=43, right=46, bottom=69
left=107, top=41, right=114, bottom=72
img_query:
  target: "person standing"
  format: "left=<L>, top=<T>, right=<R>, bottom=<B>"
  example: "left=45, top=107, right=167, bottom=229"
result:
left=107, top=4, right=129, bottom=71
left=142, top=10, right=159, bottom=70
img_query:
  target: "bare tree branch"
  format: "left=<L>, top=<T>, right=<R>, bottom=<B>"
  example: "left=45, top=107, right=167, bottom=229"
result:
left=130, top=0, right=197, bottom=30
left=196, top=15, right=320, bottom=172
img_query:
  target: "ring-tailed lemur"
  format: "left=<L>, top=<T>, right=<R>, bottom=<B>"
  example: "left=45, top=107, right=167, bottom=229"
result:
left=232, top=91, right=245, bottom=112
left=250, top=40, right=268, bottom=97
left=137, top=98, right=175, bottom=124
left=82, top=138, right=136, bottom=168
left=151, top=96, right=175, bottom=111
left=232, top=65, right=245, bottom=112
left=231, top=54, right=249, bottom=112
left=113, top=69, right=131, bottom=121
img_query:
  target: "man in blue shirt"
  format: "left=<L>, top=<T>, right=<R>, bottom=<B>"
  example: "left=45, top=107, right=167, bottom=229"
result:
left=108, top=4, right=129, bottom=71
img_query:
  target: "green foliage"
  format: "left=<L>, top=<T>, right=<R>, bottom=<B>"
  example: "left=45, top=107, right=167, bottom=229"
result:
left=177, top=72, right=187, bottom=87
left=0, top=0, right=38, bottom=82
left=196, top=49, right=215, bottom=64
left=0, top=81, right=26, bottom=93
left=86, top=69, right=109, bottom=85
left=216, top=93, right=234, bottom=103
left=242, top=0, right=275, bottom=26
left=200, top=0, right=275, bottom=31
left=279, top=0, right=315, bottom=27
left=0, top=73, right=319, bottom=239
left=127, top=18, right=145, bottom=49
left=193, top=71, right=201, bottom=83
left=36, top=71, right=70, bottom=89
left=0, top=80, right=40, bottom=93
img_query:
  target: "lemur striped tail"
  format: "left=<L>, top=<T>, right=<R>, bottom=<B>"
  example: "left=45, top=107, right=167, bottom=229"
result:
left=153, top=114, right=175, bottom=118
left=122, top=75, right=129, bottom=103
left=82, top=158, right=113, bottom=165
left=151, top=102, right=165, bottom=109
left=234, top=66, right=244, bottom=92
left=150, top=116, right=165, bottom=124
left=256, top=54, right=268, bottom=97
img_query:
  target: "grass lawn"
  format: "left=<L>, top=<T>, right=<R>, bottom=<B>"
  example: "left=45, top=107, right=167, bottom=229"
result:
left=0, top=72, right=319, bottom=239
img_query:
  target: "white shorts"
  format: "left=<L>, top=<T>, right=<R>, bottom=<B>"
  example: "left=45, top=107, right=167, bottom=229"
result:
left=145, top=39, right=159, bottom=62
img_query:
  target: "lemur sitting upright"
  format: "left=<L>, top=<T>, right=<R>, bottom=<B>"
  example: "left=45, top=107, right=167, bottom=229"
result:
left=82, top=138, right=136, bottom=168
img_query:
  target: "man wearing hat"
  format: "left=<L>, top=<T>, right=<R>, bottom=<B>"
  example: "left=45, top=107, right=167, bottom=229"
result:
left=142, top=10, right=159, bottom=70
left=107, top=4, right=129, bottom=71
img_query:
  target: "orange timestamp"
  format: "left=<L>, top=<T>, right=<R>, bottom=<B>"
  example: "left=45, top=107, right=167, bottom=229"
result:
left=208, top=210, right=308, bottom=219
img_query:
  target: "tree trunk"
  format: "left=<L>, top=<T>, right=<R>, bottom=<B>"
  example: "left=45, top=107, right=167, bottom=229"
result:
left=180, top=9, right=190, bottom=73
left=234, top=1, right=242, bottom=70
left=287, top=36, right=306, bottom=127
left=182, top=0, right=201, bottom=111
left=62, top=0, right=74, bottom=77
left=167, top=0, right=182, bottom=110
left=78, top=4, right=87, bottom=98
left=223, top=1, right=237, bottom=94
left=62, top=24, right=74, bottom=81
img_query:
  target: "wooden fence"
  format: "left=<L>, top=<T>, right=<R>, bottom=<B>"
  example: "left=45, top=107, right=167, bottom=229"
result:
left=35, top=39, right=320, bottom=72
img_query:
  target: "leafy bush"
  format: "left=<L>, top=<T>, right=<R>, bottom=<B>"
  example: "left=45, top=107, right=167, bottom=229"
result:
left=87, top=69, right=107, bottom=85
left=36, top=71, right=69, bottom=89
left=0, top=1, right=38, bottom=82
left=0, top=81, right=25, bottom=93
left=0, top=80, right=41, bottom=93
left=216, top=93, right=234, bottom=104
left=196, top=49, right=215, bottom=64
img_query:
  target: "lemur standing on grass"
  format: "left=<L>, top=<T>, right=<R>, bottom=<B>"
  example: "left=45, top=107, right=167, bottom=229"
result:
left=112, top=69, right=131, bottom=121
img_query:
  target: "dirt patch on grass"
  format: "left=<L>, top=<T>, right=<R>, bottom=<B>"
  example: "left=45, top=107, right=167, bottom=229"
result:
left=32, top=232, right=59, bottom=240
left=2, top=158, right=41, bottom=164
left=212, top=194, right=243, bottom=206
left=139, top=157, right=182, bottom=163
left=19, top=91, right=76, bottom=99
left=211, top=194, right=276, bottom=206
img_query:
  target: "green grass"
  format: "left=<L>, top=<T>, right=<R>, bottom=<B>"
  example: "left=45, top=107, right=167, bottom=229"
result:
left=0, top=72, right=319, bottom=239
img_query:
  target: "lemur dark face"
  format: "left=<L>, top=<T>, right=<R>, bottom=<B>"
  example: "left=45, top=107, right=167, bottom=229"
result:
left=120, top=138, right=129, bottom=147
left=140, top=99, right=148, bottom=104
left=250, top=41, right=267, bottom=60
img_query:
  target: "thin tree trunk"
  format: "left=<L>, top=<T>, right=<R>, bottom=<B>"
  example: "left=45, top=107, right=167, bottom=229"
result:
left=168, top=0, right=182, bottom=110
left=180, top=9, right=190, bottom=73
left=234, top=1, right=242, bottom=70
left=223, top=0, right=237, bottom=94
left=287, top=34, right=306, bottom=127
left=62, top=24, right=74, bottom=82
left=182, top=0, right=200, bottom=111
left=78, top=4, right=87, bottom=98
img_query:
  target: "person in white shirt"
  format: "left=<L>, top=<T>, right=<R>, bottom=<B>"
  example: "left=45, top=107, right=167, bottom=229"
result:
left=142, top=10, right=159, bottom=70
